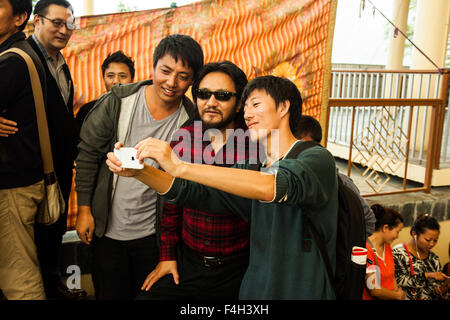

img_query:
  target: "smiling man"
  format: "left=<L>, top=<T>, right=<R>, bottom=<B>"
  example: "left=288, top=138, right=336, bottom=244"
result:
left=75, top=34, right=203, bottom=300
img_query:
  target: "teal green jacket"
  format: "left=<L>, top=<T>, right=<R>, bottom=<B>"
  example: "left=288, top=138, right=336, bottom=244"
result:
left=164, top=141, right=339, bottom=299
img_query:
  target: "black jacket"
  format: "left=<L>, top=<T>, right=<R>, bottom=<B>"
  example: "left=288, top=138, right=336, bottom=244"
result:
left=26, top=36, right=77, bottom=202
left=75, top=99, right=97, bottom=142
left=0, top=32, right=46, bottom=189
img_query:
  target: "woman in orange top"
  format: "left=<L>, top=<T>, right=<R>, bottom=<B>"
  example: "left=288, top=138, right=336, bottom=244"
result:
left=363, top=204, right=405, bottom=300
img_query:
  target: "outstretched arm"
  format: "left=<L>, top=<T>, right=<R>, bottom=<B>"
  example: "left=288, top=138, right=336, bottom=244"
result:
left=107, top=139, right=276, bottom=202
left=172, top=163, right=274, bottom=201
left=136, top=137, right=275, bottom=201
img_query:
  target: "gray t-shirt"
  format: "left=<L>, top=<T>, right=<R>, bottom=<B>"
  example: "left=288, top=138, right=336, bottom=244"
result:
left=105, top=86, right=182, bottom=240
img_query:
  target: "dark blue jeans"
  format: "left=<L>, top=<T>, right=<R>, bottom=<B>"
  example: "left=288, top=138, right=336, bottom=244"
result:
left=91, top=234, right=159, bottom=300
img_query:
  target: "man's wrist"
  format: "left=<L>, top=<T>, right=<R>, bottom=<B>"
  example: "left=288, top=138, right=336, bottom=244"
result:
left=174, top=162, right=188, bottom=179
left=78, top=205, right=91, bottom=216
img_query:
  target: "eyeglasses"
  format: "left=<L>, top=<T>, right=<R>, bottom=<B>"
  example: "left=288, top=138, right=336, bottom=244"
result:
left=194, top=89, right=237, bottom=102
left=39, top=15, right=77, bottom=31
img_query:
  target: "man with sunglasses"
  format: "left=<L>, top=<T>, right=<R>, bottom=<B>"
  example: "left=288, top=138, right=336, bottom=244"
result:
left=137, top=61, right=254, bottom=300
left=27, top=0, right=78, bottom=299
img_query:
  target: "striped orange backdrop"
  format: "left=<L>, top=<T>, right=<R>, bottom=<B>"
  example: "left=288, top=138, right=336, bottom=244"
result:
left=64, top=0, right=337, bottom=230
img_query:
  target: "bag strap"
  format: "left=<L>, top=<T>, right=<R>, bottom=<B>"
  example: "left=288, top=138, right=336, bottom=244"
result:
left=366, top=238, right=379, bottom=267
left=283, top=139, right=323, bottom=253
left=0, top=48, right=55, bottom=178
left=303, top=214, right=337, bottom=295
left=286, top=140, right=321, bottom=158
left=283, top=141, right=338, bottom=294
left=402, top=243, right=415, bottom=275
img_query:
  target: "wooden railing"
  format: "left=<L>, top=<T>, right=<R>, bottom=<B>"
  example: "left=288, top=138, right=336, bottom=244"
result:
left=325, top=99, right=443, bottom=196
left=327, top=69, right=450, bottom=170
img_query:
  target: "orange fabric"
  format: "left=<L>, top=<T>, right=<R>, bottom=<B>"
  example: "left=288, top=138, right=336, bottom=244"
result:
left=59, top=0, right=336, bottom=230
left=362, top=243, right=395, bottom=300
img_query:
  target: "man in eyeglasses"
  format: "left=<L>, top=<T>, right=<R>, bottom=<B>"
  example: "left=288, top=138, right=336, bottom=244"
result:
left=27, top=0, right=79, bottom=300
left=137, top=61, right=254, bottom=300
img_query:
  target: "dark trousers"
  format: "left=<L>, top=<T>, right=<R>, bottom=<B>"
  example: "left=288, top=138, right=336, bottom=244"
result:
left=34, top=173, right=71, bottom=297
left=91, top=234, right=159, bottom=300
left=136, top=244, right=249, bottom=300
left=34, top=212, right=67, bottom=292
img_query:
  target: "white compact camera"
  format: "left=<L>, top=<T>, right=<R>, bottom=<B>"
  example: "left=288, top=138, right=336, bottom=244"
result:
left=114, top=147, right=144, bottom=169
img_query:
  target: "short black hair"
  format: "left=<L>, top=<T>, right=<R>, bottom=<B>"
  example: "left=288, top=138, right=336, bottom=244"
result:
left=371, top=204, right=404, bottom=231
left=153, top=34, right=204, bottom=79
left=101, top=51, right=135, bottom=80
left=8, top=0, right=32, bottom=31
left=410, top=213, right=440, bottom=236
left=296, top=115, right=322, bottom=142
left=191, top=61, right=248, bottom=128
left=33, top=0, right=73, bottom=16
left=241, top=75, right=302, bottom=133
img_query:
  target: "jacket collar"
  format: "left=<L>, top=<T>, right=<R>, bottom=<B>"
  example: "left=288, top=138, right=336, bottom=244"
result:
left=0, top=32, right=25, bottom=53
left=110, top=79, right=153, bottom=99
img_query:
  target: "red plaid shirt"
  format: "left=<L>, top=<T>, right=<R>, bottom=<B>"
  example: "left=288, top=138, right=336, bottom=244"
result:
left=160, top=122, right=254, bottom=260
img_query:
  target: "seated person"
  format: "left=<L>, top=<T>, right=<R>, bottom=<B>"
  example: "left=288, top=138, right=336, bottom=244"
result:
left=363, top=204, right=405, bottom=300
left=393, top=214, right=449, bottom=300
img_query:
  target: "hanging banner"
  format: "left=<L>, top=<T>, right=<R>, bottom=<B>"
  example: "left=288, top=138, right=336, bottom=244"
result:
left=63, top=0, right=337, bottom=229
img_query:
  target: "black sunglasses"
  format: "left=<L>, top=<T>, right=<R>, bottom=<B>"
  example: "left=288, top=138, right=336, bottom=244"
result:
left=195, top=89, right=237, bottom=102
